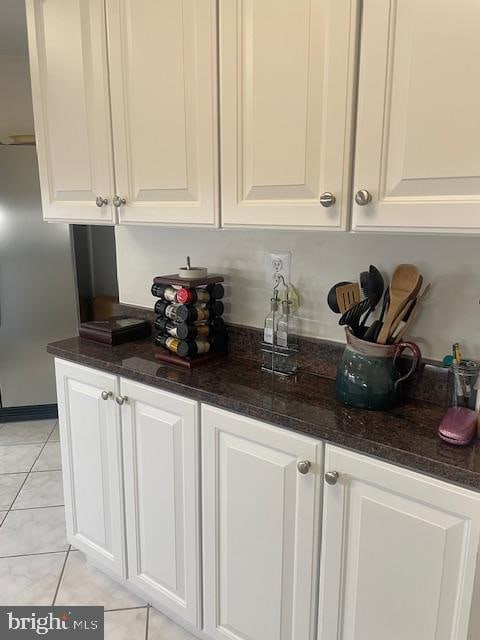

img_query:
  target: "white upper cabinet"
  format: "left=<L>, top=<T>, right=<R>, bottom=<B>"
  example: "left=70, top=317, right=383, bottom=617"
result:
left=353, top=0, right=480, bottom=232
left=106, top=0, right=218, bottom=226
left=219, top=0, right=357, bottom=229
left=28, top=0, right=479, bottom=231
left=26, top=0, right=218, bottom=226
left=26, top=0, right=116, bottom=224
left=202, top=405, right=322, bottom=640
left=318, top=445, right=480, bottom=640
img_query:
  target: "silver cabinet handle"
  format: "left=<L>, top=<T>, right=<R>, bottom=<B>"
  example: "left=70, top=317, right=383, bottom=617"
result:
left=354, top=189, right=372, bottom=206
left=96, top=196, right=109, bottom=207
left=325, top=471, right=339, bottom=485
left=116, top=395, right=129, bottom=406
left=101, top=390, right=113, bottom=401
left=113, top=195, right=127, bottom=207
left=297, top=460, right=311, bottom=475
left=319, top=192, right=336, bottom=208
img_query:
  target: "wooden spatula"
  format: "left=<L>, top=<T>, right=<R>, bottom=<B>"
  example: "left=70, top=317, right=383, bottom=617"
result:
left=336, top=283, right=360, bottom=314
left=377, top=265, right=421, bottom=344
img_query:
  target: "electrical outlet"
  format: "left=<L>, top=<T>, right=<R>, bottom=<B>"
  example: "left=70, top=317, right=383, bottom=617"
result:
left=266, top=251, right=291, bottom=289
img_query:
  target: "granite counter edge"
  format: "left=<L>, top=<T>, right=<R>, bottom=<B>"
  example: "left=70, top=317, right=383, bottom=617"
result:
left=47, top=343, right=480, bottom=492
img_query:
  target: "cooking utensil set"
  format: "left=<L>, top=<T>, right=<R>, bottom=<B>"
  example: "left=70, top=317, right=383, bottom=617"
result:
left=328, top=264, right=429, bottom=344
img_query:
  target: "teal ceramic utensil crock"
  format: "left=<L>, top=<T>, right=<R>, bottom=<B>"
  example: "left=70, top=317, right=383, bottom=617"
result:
left=336, top=328, right=421, bottom=410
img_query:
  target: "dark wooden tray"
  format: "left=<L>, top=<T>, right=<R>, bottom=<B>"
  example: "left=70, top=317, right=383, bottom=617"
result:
left=153, top=274, right=224, bottom=287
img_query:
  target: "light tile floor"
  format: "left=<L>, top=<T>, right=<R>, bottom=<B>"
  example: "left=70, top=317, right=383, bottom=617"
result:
left=0, top=419, right=197, bottom=640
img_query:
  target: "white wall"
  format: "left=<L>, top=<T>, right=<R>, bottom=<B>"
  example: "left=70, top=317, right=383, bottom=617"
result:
left=0, top=55, right=34, bottom=140
left=115, top=226, right=480, bottom=362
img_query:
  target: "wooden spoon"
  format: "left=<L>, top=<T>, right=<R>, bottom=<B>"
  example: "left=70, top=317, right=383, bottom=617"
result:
left=377, top=265, right=421, bottom=344
left=387, top=275, right=423, bottom=340
left=393, top=283, right=431, bottom=343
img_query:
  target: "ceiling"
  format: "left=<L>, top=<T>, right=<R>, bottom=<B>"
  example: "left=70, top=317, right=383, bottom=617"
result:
left=0, top=0, right=29, bottom=56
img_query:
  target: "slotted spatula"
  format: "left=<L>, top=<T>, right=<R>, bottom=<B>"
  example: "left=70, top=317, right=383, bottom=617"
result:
left=336, top=283, right=361, bottom=314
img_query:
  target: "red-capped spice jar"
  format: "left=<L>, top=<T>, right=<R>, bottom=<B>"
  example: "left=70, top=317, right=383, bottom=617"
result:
left=176, top=283, right=225, bottom=304
left=176, top=287, right=209, bottom=304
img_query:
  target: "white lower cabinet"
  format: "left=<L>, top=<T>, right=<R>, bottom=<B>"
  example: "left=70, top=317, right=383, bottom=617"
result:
left=55, top=359, right=480, bottom=640
left=120, top=378, right=201, bottom=626
left=55, top=359, right=125, bottom=575
left=202, top=405, right=322, bottom=640
left=318, top=445, right=480, bottom=640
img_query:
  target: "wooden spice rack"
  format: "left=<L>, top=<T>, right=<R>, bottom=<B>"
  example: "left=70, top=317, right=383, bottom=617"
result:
left=152, top=273, right=227, bottom=368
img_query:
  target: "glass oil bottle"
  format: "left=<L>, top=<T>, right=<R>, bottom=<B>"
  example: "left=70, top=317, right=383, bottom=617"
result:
left=261, top=294, right=298, bottom=377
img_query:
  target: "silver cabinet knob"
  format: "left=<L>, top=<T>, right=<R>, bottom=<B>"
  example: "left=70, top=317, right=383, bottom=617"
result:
left=96, top=196, right=108, bottom=207
left=115, top=395, right=129, bottom=406
left=297, top=460, right=311, bottom=475
left=101, top=390, right=112, bottom=401
left=319, top=192, right=336, bottom=208
left=113, top=195, right=127, bottom=207
left=354, top=189, right=372, bottom=206
left=325, top=471, right=339, bottom=485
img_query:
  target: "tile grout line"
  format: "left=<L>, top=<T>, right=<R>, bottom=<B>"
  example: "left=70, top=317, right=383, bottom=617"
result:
left=52, top=545, right=71, bottom=606
left=0, top=469, right=62, bottom=476
left=0, top=422, right=57, bottom=528
left=0, top=549, right=68, bottom=560
left=145, top=604, right=150, bottom=640
left=105, top=606, right=148, bottom=613
left=11, top=503, right=64, bottom=512
left=8, top=504, right=65, bottom=512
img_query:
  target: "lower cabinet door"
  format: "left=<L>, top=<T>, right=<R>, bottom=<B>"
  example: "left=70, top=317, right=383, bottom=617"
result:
left=202, top=405, right=322, bottom=640
left=318, top=445, right=480, bottom=640
left=120, top=379, right=201, bottom=627
left=55, top=359, right=125, bottom=575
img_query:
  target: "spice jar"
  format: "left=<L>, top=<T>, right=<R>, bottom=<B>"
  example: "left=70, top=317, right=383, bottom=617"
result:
left=175, top=303, right=224, bottom=323
left=155, top=335, right=211, bottom=358
left=151, top=283, right=177, bottom=302
left=154, top=300, right=183, bottom=321
left=176, top=283, right=225, bottom=304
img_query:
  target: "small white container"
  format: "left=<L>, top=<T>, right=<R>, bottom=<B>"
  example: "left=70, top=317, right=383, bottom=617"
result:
left=178, top=256, right=208, bottom=279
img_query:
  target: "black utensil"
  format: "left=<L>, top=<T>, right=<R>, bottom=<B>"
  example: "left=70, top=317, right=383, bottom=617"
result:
left=359, top=265, right=384, bottom=328
left=363, top=288, right=390, bottom=342
left=327, top=281, right=353, bottom=313
left=339, top=298, right=372, bottom=332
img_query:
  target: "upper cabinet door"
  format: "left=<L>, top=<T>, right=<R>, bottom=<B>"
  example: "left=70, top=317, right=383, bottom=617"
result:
left=106, top=0, right=218, bottom=226
left=353, top=0, right=480, bottom=233
left=318, top=445, right=480, bottom=640
left=26, top=0, right=116, bottom=224
left=219, top=0, right=357, bottom=229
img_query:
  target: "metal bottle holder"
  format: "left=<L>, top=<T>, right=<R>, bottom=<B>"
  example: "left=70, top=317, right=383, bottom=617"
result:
left=261, top=278, right=298, bottom=377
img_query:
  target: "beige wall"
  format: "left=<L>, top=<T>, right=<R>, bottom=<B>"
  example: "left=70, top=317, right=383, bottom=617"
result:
left=0, top=55, right=34, bottom=140
left=115, top=225, right=480, bottom=362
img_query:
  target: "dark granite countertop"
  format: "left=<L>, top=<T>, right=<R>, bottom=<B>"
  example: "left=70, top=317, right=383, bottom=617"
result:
left=47, top=336, right=480, bottom=492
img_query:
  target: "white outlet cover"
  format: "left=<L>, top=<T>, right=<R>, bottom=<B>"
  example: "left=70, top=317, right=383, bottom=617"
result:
left=266, top=251, right=291, bottom=287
